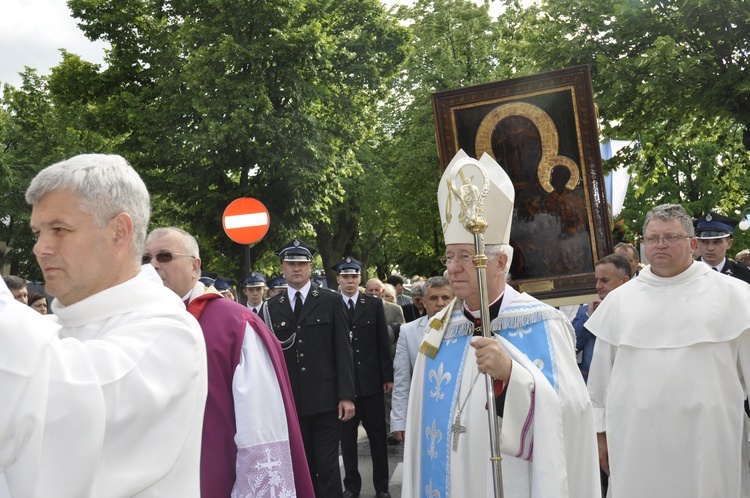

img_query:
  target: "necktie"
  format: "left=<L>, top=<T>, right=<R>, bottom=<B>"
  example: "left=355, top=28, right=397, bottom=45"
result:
left=252, top=307, right=258, bottom=314
left=347, top=298, right=354, bottom=321
left=713, top=267, right=718, bottom=271
left=294, top=291, right=303, bottom=318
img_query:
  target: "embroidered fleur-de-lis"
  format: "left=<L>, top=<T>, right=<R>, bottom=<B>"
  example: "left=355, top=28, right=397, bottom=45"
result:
left=425, top=478, right=441, bottom=498
left=509, top=326, right=532, bottom=339
left=429, top=362, right=451, bottom=401
left=425, top=419, right=442, bottom=459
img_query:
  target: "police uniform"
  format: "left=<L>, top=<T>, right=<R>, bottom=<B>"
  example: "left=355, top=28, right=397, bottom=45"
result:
left=696, top=212, right=750, bottom=285
left=263, top=240, right=355, bottom=498
left=241, top=271, right=266, bottom=314
left=334, top=258, right=394, bottom=498
left=267, top=275, right=288, bottom=297
left=213, top=276, right=235, bottom=300
left=199, top=270, right=218, bottom=288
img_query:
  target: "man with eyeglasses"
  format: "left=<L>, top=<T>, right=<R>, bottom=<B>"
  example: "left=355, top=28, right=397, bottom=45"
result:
left=586, top=204, right=750, bottom=497
left=144, top=227, right=313, bottom=498
left=0, top=154, right=207, bottom=497
left=695, top=211, right=750, bottom=285
left=262, top=239, right=355, bottom=498
left=401, top=152, right=599, bottom=498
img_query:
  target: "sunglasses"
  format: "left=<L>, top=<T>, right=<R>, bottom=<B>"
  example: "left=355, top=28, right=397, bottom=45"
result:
left=142, top=252, right=195, bottom=265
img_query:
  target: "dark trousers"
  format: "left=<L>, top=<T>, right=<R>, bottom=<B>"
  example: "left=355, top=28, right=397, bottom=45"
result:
left=341, top=393, right=389, bottom=494
left=300, top=410, right=343, bottom=498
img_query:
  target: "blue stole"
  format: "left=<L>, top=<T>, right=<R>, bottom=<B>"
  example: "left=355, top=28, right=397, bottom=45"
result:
left=419, top=298, right=560, bottom=497
left=420, top=332, right=470, bottom=498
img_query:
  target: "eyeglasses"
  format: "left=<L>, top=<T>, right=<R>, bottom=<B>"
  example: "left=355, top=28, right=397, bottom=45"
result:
left=142, top=252, right=195, bottom=265
left=439, top=253, right=474, bottom=266
left=641, top=235, right=693, bottom=246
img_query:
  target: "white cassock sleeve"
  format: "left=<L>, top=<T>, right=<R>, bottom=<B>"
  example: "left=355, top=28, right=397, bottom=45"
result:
left=587, top=338, right=617, bottom=432
left=500, top=358, right=536, bottom=459
left=231, top=323, right=296, bottom=498
left=0, top=277, right=206, bottom=498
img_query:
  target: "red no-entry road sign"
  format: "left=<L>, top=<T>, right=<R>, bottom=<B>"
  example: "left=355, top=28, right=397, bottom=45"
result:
left=222, top=197, right=270, bottom=245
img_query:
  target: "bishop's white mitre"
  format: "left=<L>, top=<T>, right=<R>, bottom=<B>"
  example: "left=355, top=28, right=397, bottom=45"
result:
left=437, top=149, right=515, bottom=245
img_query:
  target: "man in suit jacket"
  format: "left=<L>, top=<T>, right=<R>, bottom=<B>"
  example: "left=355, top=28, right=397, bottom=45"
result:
left=335, top=258, right=394, bottom=498
left=263, top=239, right=355, bottom=498
left=400, top=282, right=427, bottom=323
left=390, top=276, right=453, bottom=443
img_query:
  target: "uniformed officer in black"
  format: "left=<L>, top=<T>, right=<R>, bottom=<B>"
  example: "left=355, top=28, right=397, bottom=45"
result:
left=696, top=212, right=750, bottom=285
left=241, top=271, right=266, bottom=313
left=267, top=275, right=288, bottom=298
left=334, top=257, right=394, bottom=498
left=263, top=239, right=355, bottom=498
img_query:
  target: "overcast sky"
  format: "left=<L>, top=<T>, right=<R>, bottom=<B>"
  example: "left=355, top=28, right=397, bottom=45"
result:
left=1, top=0, right=498, bottom=89
left=1, top=0, right=108, bottom=88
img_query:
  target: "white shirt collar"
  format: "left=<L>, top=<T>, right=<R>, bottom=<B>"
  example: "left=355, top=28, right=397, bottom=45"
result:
left=341, top=291, right=359, bottom=306
left=700, top=257, right=726, bottom=273
left=287, top=281, right=312, bottom=303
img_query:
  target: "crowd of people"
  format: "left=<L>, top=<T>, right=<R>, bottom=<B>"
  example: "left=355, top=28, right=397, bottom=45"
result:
left=2, top=152, right=750, bottom=498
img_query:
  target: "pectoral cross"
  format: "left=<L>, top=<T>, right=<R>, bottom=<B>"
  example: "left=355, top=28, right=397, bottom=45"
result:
left=451, top=411, right=467, bottom=451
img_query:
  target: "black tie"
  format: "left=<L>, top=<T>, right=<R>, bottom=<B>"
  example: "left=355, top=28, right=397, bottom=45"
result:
left=294, top=291, right=303, bottom=318
left=252, top=308, right=258, bottom=314
left=347, top=298, right=354, bottom=321
left=713, top=267, right=718, bottom=271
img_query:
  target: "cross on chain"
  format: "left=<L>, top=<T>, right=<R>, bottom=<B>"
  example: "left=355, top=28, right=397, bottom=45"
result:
left=451, top=411, right=467, bottom=451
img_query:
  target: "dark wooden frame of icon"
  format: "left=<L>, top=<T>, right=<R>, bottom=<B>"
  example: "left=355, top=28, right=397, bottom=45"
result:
left=431, top=65, right=612, bottom=302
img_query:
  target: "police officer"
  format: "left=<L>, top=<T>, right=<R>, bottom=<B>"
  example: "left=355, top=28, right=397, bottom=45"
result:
left=696, top=211, right=750, bottom=285
left=334, top=257, right=394, bottom=498
left=263, top=239, right=355, bottom=498
left=241, top=271, right=266, bottom=313
left=199, top=270, right=218, bottom=287
left=267, top=275, right=288, bottom=298
left=213, top=276, right=236, bottom=300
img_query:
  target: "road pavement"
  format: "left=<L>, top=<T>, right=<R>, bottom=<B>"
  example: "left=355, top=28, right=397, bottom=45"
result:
left=339, top=425, right=405, bottom=498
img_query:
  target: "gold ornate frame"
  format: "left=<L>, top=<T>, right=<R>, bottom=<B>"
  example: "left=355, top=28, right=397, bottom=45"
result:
left=432, top=65, right=612, bottom=302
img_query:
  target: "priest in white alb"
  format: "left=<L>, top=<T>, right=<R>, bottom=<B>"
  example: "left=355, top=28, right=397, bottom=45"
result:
left=401, top=151, right=600, bottom=498
left=586, top=203, right=750, bottom=497
left=0, top=154, right=207, bottom=497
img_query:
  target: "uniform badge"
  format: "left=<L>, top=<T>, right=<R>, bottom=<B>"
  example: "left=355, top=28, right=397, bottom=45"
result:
left=312, top=289, right=319, bottom=297
left=706, top=213, right=713, bottom=222
left=293, top=239, right=301, bottom=247
left=359, top=298, right=366, bottom=305
left=279, top=295, right=286, bottom=304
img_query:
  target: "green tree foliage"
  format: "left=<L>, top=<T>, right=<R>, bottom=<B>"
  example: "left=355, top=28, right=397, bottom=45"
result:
left=0, top=56, right=117, bottom=279
left=371, top=0, right=519, bottom=278
left=68, top=0, right=408, bottom=283
left=4, top=0, right=750, bottom=285
left=504, top=0, right=750, bottom=252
